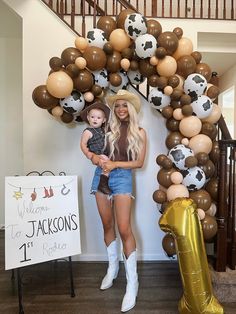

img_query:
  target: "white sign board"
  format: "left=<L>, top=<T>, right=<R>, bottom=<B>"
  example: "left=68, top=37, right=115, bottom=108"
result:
left=5, top=176, right=81, bottom=270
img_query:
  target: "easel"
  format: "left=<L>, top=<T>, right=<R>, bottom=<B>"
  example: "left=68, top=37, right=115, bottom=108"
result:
left=10, top=171, right=76, bottom=314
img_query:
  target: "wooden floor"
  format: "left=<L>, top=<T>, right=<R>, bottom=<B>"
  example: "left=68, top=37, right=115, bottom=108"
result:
left=1, top=231, right=236, bottom=314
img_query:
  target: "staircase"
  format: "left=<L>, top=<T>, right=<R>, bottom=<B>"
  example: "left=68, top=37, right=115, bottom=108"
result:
left=42, top=0, right=236, bottom=272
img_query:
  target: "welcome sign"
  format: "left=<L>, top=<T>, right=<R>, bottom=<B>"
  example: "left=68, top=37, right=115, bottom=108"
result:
left=5, top=176, right=81, bottom=270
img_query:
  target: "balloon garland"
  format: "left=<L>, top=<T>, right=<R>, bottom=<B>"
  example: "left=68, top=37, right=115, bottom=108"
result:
left=32, top=9, right=221, bottom=256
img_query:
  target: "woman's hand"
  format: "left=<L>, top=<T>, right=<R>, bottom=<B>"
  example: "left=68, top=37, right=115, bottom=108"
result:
left=91, top=154, right=101, bottom=165
left=102, top=160, right=117, bottom=173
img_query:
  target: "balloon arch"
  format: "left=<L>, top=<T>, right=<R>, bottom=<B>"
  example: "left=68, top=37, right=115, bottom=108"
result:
left=32, top=9, right=221, bottom=257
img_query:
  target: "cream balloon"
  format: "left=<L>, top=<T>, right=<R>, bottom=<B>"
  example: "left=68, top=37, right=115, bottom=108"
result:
left=120, top=58, right=130, bottom=71
left=202, top=103, right=222, bottom=124
left=83, top=91, right=94, bottom=102
left=46, top=71, right=73, bottom=98
left=205, top=203, right=217, bottom=216
left=150, top=56, right=159, bottom=66
left=173, top=108, right=184, bottom=120
left=157, top=56, right=177, bottom=77
left=197, top=208, right=206, bottom=220
left=170, top=171, right=183, bottom=184
left=181, top=138, right=190, bottom=146
left=189, top=134, right=213, bottom=154
left=166, top=184, right=189, bottom=201
left=164, top=86, right=173, bottom=96
left=179, top=116, right=202, bottom=138
left=52, top=106, right=64, bottom=117
left=75, top=57, right=87, bottom=69
left=172, top=37, right=193, bottom=60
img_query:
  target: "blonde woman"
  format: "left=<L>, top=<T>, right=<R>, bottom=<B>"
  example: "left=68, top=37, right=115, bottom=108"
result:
left=91, top=90, right=146, bottom=312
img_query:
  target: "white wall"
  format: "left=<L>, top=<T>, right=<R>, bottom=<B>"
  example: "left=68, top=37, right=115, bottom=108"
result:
left=2, top=0, right=236, bottom=260
left=0, top=1, right=23, bottom=226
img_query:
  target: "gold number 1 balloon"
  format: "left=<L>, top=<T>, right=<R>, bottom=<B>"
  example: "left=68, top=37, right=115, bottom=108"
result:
left=159, top=198, right=224, bottom=314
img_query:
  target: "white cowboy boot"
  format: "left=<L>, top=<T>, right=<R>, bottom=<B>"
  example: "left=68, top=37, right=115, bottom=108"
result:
left=121, top=250, right=139, bottom=312
left=100, top=239, right=119, bottom=290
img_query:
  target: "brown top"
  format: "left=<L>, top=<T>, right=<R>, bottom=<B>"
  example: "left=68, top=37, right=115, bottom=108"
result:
left=106, top=121, right=131, bottom=161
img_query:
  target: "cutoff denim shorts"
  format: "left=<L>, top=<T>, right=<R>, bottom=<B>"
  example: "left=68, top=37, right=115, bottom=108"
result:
left=91, top=166, right=134, bottom=198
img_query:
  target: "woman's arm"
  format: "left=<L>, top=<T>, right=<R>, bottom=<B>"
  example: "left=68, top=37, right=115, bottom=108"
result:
left=80, top=129, right=94, bottom=160
left=102, top=129, right=147, bottom=171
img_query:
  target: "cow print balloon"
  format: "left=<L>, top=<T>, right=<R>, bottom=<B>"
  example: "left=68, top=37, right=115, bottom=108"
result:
left=92, top=68, right=109, bottom=89
left=168, top=144, right=194, bottom=170
left=191, top=95, right=213, bottom=119
left=148, top=88, right=171, bottom=109
left=127, top=69, right=145, bottom=85
left=60, top=91, right=85, bottom=115
left=182, top=166, right=206, bottom=191
left=124, top=13, right=147, bottom=40
left=184, top=73, right=207, bottom=101
left=135, top=34, right=157, bottom=59
left=86, top=28, right=107, bottom=49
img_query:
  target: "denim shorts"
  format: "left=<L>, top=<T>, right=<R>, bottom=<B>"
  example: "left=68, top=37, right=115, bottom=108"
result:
left=91, top=166, right=133, bottom=197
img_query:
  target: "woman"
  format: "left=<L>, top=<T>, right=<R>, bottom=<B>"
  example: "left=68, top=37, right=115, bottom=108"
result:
left=91, top=89, right=146, bottom=312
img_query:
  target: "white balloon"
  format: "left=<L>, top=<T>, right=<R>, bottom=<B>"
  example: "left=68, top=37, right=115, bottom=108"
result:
left=182, top=166, right=206, bottom=191
left=60, top=90, right=85, bottom=115
left=168, top=144, right=194, bottom=170
left=127, top=70, right=145, bottom=85
left=184, top=73, right=207, bottom=99
left=135, top=34, right=157, bottom=59
left=191, top=95, right=213, bottom=119
left=86, top=28, right=107, bottom=48
left=124, top=13, right=147, bottom=39
left=92, top=68, right=109, bottom=89
left=148, top=88, right=171, bottom=109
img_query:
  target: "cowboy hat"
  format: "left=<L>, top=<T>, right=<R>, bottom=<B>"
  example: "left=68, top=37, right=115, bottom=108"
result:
left=80, top=101, right=110, bottom=124
left=106, top=90, right=141, bottom=113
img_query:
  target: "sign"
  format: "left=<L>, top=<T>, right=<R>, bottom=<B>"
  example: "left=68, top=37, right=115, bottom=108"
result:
left=5, top=176, right=81, bottom=270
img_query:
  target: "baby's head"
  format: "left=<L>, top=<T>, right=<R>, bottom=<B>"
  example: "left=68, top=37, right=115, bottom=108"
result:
left=80, top=101, right=111, bottom=127
left=87, top=108, right=106, bottom=128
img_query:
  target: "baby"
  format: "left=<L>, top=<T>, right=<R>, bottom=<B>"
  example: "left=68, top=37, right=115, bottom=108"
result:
left=80, top=101, right=111, bottom=194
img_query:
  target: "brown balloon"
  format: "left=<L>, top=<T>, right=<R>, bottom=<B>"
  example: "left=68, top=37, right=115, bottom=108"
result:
left=91, top=84, right=103, bottom=96
left=109, top=73, right=122, bottom=87
left=147, top=74, right=159, bottom=87
left=116, top=9, right=135, bottom=29
left=155, top=47, right=167, bottom=59
left=156, top=154, right=167, bottom=166
left=166, top=117, right=180, bottom=132
left=165, top=132, right=183, bottom=149
left=97, top=16, right=116, bottom=39
left=182, top=104, right=193, bottom=116
left=168, top=75, right=180, bottom=88
left=201, top=215, right=218, bottom=241
left=191, top=51, right=202, bottom=64
left=170, top=89, right=183, bottom=101
left=199, top=160, right=215, bottom=179
left=162, top=106, right=173, bottom=119
left=157, top=167, right=176, bottom=188
left=162, top=233, right=176, bottom=257
left=156, top=76, right=168, bottom=89
left=195, top=63, right=212, bottom=82
left=177, top=55, right=197, bottom=78
left=196, top=152, right=209, bottom=165
left=130, top=60, right=139, bottom=71
left=66, top=64, right=80, bottom=78
left=185, top=156, right=198, bottom=168
left=201, top=122, right=217, bottom=140
left=106, top=50, right=122, bottom=73
left=103, top=42, right=114, bottom=55
left=61, top=47, right=82, bottom=66
left=189, top=189, right=212, bottom=211
left=139, top=59, right=157, bottom=77
left=32, top=85, right=58, bottom=109
left=209, top=141, right=220, bottom=163
left=205, top=178, right=218, bottom=202
left=49, top=57, right=63, bottom=71
left=121, top=47, right=134, bottom=60
left=74, top=69, right=94, bottom=92
left=157, top=31, right=179, bottom=55
left=61, top=111, right=74, bottom=124
left=207, top=85, right=220, bottom=99
left=147, top=19, right=162, bottom=39
left=180, top=94, right=192, bottom=106
left=170, top=100, right=181, bottom=109
left=83, top=46, right=107, bottom=71
left=153, top=189, right=167, bottom=204
left=173, top=27, right=183, bottom=39
left=162, top=158, right=173, bottom=170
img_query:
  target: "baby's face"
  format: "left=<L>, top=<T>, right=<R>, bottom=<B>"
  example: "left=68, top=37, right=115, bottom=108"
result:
left=87, top=108, right=106, bottom=128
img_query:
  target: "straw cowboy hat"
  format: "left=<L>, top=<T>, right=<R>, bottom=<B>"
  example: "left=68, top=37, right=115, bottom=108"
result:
left=106, top=90, right=141, bottom=113
left=80, top=101, right=111, bottom=124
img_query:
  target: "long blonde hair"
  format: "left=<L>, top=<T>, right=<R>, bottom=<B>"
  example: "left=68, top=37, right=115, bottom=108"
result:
left=106, top=101, right=143, bottom=160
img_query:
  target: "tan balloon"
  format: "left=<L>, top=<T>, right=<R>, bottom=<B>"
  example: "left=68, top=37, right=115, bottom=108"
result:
left=166, top=184, right=189, bottom=201
left=150, top=56, right=159, bottom=66
left=75, top=36, right=88, bottom=52
left=170, top=171, right=183, bottom=184
left=75, top=57, right=87, bottom=69
left=51, top=106, right=64, bottom=117
left=189, top=134, right=213, bottom=154
left=164, top=86, right=173, bottom=96
left=205, top=203, right=217, bottom=217
left=173, top=108, right=184, bottom=120
left=172, top=37, right=193, bottom=60
left=181, top=138, right=189, bottom=146
left=120, top=58, right=130, bottom=71
left=109, top=29, right=131, bottom=52
left=83, top=91, right=94, bottom=102
left=197, top=208, right=206, bottom=220
left=46, top=71, right=73, bottom=98
left=156, top=56, right=177, bottom=77
left=202, top=103, right=222, bottom=124
left=179, top=116, right=202, bottom=138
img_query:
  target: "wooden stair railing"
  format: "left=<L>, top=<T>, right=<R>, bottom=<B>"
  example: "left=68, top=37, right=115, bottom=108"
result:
left=41, top=0, right=236, bottom=272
